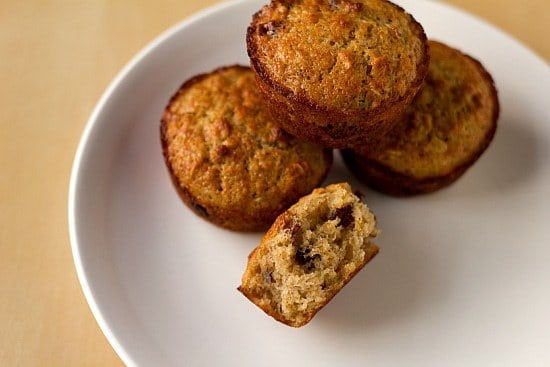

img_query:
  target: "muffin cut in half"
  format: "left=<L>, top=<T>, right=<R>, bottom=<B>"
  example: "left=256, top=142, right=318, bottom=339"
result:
left=161, top=65, right=332, bottom=231
left=342, top=40, right=499, bottom=195
left=247, top=0, right=429, bottom=148
left=238, top=183, right=379, bottom=327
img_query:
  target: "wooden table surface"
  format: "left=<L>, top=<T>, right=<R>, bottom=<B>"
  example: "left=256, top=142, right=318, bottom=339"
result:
left=1, top=0, right=548, bottom=365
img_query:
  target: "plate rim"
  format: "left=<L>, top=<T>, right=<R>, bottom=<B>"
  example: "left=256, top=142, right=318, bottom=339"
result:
left=68, top=1, right=251, bottom=365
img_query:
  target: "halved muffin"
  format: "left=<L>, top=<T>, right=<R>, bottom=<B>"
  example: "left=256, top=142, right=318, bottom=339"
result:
left=238, top=183, right=379, bottom=327
left=342, top=40, right=499, bottom=195
left=247, top=0, right=429, bottom=148
left=161, top=65, right=332, bottom=231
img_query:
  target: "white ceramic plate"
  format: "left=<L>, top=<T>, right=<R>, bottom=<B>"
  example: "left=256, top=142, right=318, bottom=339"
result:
left=69, top=1, right=550, bottom=365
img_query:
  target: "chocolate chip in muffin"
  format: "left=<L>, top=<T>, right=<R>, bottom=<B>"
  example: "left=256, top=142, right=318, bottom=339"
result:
left=329, top=204, right=354, bottom=227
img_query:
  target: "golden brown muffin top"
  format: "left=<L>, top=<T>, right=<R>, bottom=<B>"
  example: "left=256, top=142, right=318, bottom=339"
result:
left=247, top=0, right=428, bottom=111
left=364, top=40, right=499, bottom=178
left=161, top=65, right=331, bottom=216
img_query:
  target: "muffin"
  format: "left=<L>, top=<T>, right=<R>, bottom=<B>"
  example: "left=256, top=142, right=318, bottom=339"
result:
left=247, top=0, right=429, bottom=148
left=238, top=182, right=379, bottom=327
left=161, top=65, right=333, bottom=231
left=342, top=40, right=499, bottom=195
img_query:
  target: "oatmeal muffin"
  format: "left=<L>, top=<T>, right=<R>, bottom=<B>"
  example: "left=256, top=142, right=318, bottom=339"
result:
left=238, top=183, right=379, bottom=327
left=342, top=40, right=499, bottom=195
left=161, top=65, right=333, bottom=231
left=247, top=0, right=429, bottom=148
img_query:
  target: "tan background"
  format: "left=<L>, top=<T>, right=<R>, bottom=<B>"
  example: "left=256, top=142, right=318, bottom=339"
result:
left=1, top=0, right=548, bottom=365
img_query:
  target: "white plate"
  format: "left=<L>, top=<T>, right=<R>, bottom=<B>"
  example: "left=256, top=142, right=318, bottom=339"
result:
left=69, top=1, right=550, bottom=365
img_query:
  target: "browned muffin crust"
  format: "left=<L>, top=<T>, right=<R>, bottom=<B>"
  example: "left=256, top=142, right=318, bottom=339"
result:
left=342, top=40, right=499, bottom=195
left=161, top=65, right=333, bottom=231
left=238, top=183, right=379, bottom=327
left=247, top=0, right=429, bottom=148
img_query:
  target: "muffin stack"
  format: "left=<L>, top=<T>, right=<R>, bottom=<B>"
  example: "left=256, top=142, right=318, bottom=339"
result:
left=160, top=0, right=499, bottom=327
left=245, top=0, right=498, bottom=195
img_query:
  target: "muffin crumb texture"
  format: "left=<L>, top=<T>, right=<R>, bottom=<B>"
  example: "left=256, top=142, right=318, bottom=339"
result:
left=239, top=183, right=379, bottom=327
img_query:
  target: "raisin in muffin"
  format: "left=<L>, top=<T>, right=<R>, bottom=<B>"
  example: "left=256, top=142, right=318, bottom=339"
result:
left=342, top=40, right=499, bottom=195
left=247, top=0, right=429, bottom=148
left=161, top=65, right=333, bottom=231
left=238, top=183, right=379, bottom=327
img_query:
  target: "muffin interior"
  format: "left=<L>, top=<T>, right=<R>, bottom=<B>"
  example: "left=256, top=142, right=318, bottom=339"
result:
left=241, top=183, right=378, bottom=326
